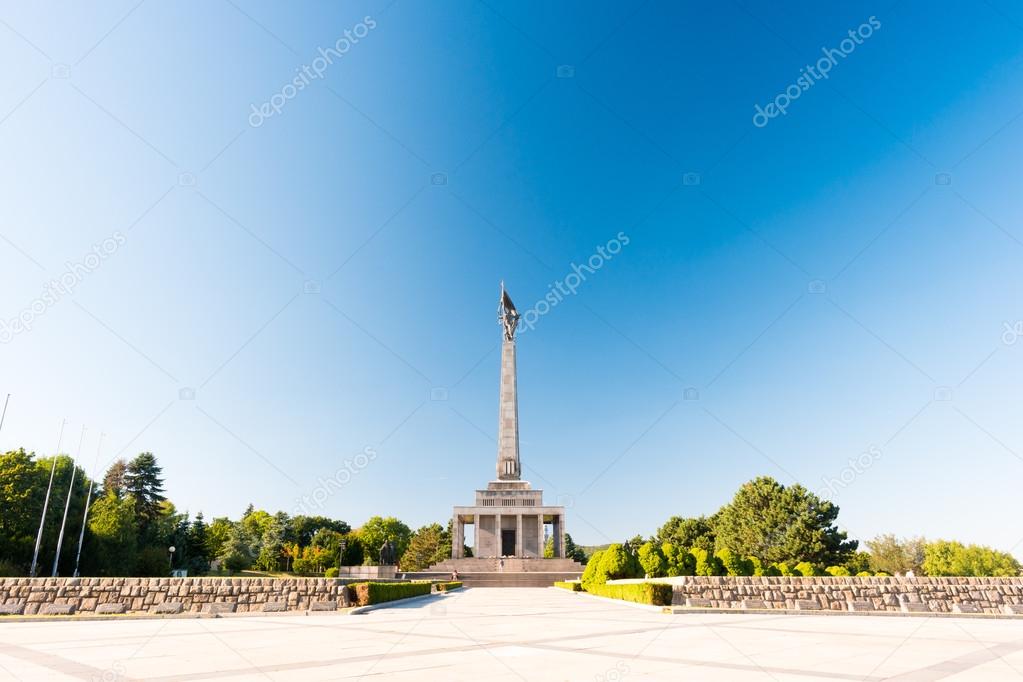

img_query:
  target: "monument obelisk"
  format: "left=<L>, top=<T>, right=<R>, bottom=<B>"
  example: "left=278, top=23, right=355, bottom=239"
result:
left=423, top=284, right=584, bottom=585
left=496, top=283, right=521, bottom=481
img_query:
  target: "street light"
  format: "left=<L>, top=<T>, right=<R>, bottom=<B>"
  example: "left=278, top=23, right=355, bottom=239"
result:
left=168, top=545, right=176, bottom=574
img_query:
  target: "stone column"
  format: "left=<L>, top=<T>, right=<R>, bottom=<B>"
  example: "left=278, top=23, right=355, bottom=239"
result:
left=452, top=516, right=463, bottom=559
left=515, top=515, right=523, bottom=557
left=559, top=514, right=567, bottom=558
left=473, top=515, right=480, bottom=558
left=496, top=513, right=502, bottom=557
left=496, top=339, right=520, bottom=480
left=537, top=515, right=545, bottom=558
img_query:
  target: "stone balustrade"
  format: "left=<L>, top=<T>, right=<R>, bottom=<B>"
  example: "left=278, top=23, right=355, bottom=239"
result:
left=666, top=576, right=1023, bottom=613
left=0, top=577, right=344, bottom=615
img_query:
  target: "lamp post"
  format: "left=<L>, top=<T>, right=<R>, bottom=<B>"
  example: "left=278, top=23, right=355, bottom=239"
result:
left=339, top=540, right=347, bottom=571
left=168, top=546, right=176, bottom=574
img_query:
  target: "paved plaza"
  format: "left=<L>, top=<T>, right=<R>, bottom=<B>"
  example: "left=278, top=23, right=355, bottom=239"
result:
left=2, top=587, right=1023, bottom=681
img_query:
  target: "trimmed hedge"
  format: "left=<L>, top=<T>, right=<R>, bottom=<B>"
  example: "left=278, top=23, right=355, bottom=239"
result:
left=554, top=581, right=582, bottom=591
left=351, top=581, right=432, bottom=606
left=434, top=581, right=463, bottom=592
left=586, top=582, right=672, bottom=606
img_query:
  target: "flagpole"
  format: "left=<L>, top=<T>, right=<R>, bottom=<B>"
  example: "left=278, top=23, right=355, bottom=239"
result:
left=30, top=418, right=65, bottom=577
left=52, top=425, right=85, bottom=577
left=0, top=393, right=10, bottom=435
left=73, top=432, right=104, bottom=578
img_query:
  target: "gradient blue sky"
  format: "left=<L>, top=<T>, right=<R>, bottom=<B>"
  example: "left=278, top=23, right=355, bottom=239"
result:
left=2, top=1, right=1022, bottom=556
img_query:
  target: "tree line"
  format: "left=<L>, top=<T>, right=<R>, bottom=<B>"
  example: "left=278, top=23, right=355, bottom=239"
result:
left=1, top=451, right=1018, bottom=578
left=608, top=476, right=1020, bottom=579
left=0, top=448, right=464, bottom=576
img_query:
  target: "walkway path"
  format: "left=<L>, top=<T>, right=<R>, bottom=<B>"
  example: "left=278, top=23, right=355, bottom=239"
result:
left=2, top=587, right=1022, bottom=680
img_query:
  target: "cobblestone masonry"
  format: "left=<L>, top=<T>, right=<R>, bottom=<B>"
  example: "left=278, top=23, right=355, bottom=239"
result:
left=0, top=577, right=345, bottom=615
left=670, top=576, right=1023, bottom=613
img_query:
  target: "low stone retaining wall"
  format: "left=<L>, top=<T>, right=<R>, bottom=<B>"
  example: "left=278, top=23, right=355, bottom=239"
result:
left=0, top=577, right=346, bottom=615
left=668, top=576, right=1023, bottom=614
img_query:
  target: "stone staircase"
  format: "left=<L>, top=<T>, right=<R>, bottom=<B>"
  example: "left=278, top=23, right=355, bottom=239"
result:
left=403, top=557, right=585, bottom=588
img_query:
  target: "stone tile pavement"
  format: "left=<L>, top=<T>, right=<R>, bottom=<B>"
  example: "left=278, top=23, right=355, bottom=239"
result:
left=1, top=587, right=1022, bottom=680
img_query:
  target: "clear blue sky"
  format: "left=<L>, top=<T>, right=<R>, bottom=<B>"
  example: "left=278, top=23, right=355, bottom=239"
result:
left=2, top=1, right=1022, bottom=556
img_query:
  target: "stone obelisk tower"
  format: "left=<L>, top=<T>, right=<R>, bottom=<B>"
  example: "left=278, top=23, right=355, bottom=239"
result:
left=438, top=283, right=577, bottom=567
left=497, top=284, right=521, bottom=480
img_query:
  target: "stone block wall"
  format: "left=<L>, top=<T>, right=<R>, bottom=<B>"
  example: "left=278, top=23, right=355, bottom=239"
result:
left=0, top=577, right=343, bottom=615
left=670, top=576, right=1023, bottom=613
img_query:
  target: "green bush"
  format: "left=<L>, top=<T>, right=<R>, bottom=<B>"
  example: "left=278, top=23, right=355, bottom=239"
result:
left=599, top=544, right=642, bottom=580
left=661, top=542, right=694, bottom=577
left=691, top=548, right=725, bottom=576
left=324, top=567, right=339, bottom=578
left=773, top=562, right=794, bottom=576
left=554, top=581, right=582, bottom=591
left=581, top=549, right=606, bottom=589
left=824, top=565, right=850, bottom=577
left=637, top=542, right=667, bottom=578
left=352, top=581, right=432, bottom=606
left=586, top=582, right=673, bottom=606
left=748, top=556, right=764, bottom=576
left=794, top=562, right=819, bottom=577
left=874, top=571, right=890, bottom=577
left=715, top=549, right=753, bottom=576
left=582, top=545, right=641, bottom=589
left=434, top=581, right=462, bottom=592
left=856, top=571, right=872, bottom=577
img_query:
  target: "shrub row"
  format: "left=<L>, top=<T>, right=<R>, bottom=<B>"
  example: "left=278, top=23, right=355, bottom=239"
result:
left=553, top=581, right=582, bottom=591
left=434, top=581, right=462, bottom=592
left=585, top=582, right=672, bottom=606
left=350, top=581, right=432, bottom=605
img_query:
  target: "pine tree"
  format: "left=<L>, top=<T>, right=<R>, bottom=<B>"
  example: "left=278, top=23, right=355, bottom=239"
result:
left=102, top=459, right=128, bottom=497
left=124, top=453, right=166, bottom=528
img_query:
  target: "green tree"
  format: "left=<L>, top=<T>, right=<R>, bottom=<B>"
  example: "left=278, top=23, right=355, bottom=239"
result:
left=34, top=455, right=92, bottom=576
left=0, top=449, right=44, bottom=570
left=843, top=550, right=873, bottom=575
left=290, top=515, right=351, bottom=546
left=922, top=540, right=1021, bottom=577
left=656, top=515, right=716, bottom=552
left=865, top=535, right=925, bottom=575
left=219, top=524, right=253, bottom=572
left=101, top=459, right=128, bottom=498
left=713, top=477, right=856, bottom=565
left=400, top=523, right=449, bottom=571
left=124, top=453, right=166, bottom=531
left=543, top=533, right=586, bottom=562
left=340, top=532, right=364, bottom=566
left=309, top=528, right=345, bottom=570
left=358, top=516, right=412, bottom=564
left=206, top=517, right=233, bottom=560
left=136, top=546, right=170, bottom=576
left=87, top=493, right=137, bottom=575
left=186, top=513, right=211, bottom=575
left=255, top=513, right=289, bottom=572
